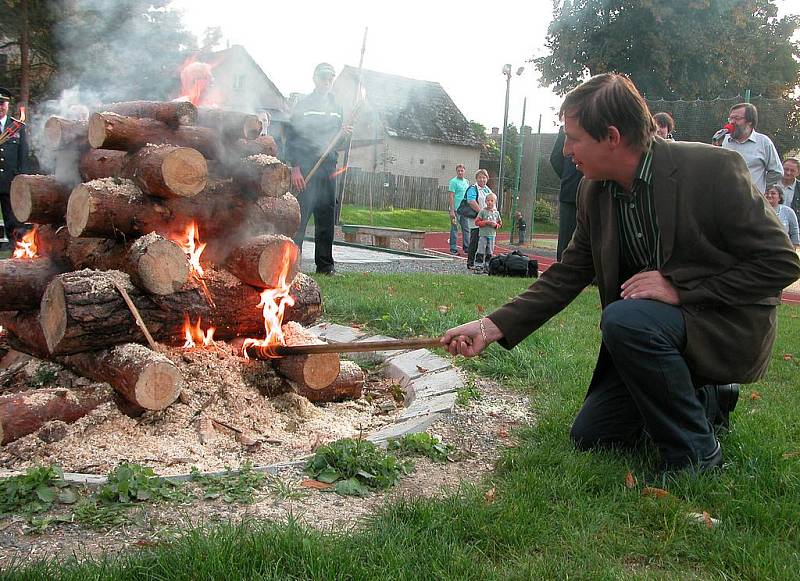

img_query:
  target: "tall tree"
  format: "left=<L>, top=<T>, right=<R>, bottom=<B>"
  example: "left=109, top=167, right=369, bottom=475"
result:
left=535, top=0, right=800, bottom=99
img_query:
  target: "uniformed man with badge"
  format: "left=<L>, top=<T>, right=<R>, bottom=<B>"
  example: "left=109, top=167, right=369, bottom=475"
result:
left=286, top=63, right=351, bottom=276
left=0, top=87, right=29, bottom=247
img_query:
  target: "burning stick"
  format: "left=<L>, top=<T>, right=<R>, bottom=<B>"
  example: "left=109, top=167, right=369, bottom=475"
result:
left=247, top=336, right=443, bottom=358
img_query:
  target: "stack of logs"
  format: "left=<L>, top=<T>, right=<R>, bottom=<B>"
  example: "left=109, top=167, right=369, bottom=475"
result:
left=0, top=100, right=363, bottom=446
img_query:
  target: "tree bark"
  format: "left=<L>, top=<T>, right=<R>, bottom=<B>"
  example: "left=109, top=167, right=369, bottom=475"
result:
left=123, top=145, right=208, bottom=198
left=44, top=118, right=89, bottom=149
left=0, top=385, right=113, bottom=445
left=293, top=360, right=364, bottom=402
left=234, top=136, right=278, bottom=158
left=225, top=234, right=299, bottom=288
left=99, top=100, right=198, bottom=127
left=66, top=232, right=190, bottom=295
left=10, top=175, right=72, bottom=224
left=284, top=273, right=323, bottom=326
left=196, top=108, right=262, bottom=140
left=62, top=343, right=183, bottom=411
left=272, top=322, right=340, bottom=390
left=33, top=224, right=72, bottom=263
left=79, top=149, right=128, bottom=181
left=88, top=112, right=220, bottom=158
left=0, top=257, right=68, bottom=311
left=234, top=155, right=291, bottom=198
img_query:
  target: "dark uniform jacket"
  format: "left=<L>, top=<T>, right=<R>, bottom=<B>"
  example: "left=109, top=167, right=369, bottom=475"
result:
left=284, top=92, right=342, bottom=174
left=489, top=138, right=800, bottom=384
left=0, top=116, right=28, bottom=193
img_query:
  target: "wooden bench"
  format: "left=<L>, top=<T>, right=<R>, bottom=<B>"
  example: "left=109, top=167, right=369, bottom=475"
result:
left=340, top=225, right=426, bottom=252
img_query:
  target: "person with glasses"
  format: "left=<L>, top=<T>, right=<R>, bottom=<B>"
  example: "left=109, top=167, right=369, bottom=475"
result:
left=764, top=186, right=799, bottom=248
left=721, top=103, right=783, bottom=194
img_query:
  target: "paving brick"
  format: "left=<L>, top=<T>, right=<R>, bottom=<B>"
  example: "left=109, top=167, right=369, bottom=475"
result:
left=399, top=392, right=457, bottom=421
left=313, top=324, right=367, bottom=344
left=384, top=349, right=452, bottom=386
left=404, top=368, right=463, bottom=404
left=367, top=413, right=443, bottom=443
left=348, top=335, right=410, bottom=365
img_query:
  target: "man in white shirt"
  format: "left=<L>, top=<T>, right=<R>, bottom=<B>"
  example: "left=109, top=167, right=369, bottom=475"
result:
left=778, top=157, right=798, bottom=211
left=721, top=103, right=783, bottom=193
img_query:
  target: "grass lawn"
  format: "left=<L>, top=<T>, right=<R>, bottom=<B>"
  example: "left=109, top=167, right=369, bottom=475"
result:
left=339, top=204, right=559, bottom=236
left=8, top=274, right=799, bottom=579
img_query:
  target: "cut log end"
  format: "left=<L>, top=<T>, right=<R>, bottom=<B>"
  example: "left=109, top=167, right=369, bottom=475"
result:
left=87, top=114, right=108, bottom=149
left=44, top=117, right=63, bottom=149
left=65, top=185, right=91, bottom=237
left=135, top=236, right=191, bottom=294
left=297, top=352, right=342, bottom=389
left=9, top=178, right=32, bottom=223
left=161, top=147, right=208, bottom=197
left=135, top=362, right=183, bottom=410
left=40, top=279, right=67, bottom=355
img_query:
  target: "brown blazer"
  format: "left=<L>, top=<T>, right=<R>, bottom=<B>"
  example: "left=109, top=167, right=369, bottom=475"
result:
left=489, top=138, right=800, bottom=384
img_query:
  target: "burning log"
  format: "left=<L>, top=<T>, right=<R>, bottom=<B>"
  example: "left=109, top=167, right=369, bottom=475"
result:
left=10, top=175, right=72, bottom=224
left=246, top=192, right=301, bottom=238
left=33, top=225, right=72, bottom=262
left=99, top=100, right=198, bottom=127
left=87, top=112, right=220, bottom=158
left=38, top=269, right=321, bottom=355
left=293, top=360, right=364, bottom=403
left=234, top=136, right=278, bottom=158
left=233, top=155, right=291, bottom=198
left=44, top=117, right=88, bottom=149
left=80, top=146, right=208, bottom=198
left=268, top=322, right=340, bottom=390
left=0, top=385, right=114, bottom=445
left=283, top=273, right=322, bottom=326
left=225, top=234, right=299, bottom=288
left=62, top=343, right=183, bottom=411
left=196, top=107, right=262, bottom=140
left=0, top=258, right=69, bottom=311
left=66, top=233, right=190, bottom=295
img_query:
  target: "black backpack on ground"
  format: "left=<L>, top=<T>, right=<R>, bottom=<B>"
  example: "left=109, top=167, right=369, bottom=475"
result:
left=487, top=250, right=538, bottom=278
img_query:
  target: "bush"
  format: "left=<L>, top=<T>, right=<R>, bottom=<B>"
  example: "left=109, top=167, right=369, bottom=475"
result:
left=533, top=199, right=556, bottom=224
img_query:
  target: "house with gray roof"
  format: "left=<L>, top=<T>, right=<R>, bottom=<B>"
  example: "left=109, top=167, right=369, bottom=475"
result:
left=332, top=66, right=482, bottom=187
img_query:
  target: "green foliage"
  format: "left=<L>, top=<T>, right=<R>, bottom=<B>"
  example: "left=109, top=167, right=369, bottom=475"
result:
left=0, top=465, right=74, bottom=518
left=339, top=205, right=453, bottom=232
left=190, top=462, right=267, bottom=504
left=456, top=381, right=482, bottom=407
left=98, top=463, right=189, bottom=504
left=71, top=498, right=131, bottom=531
left=533, top=199, right=556, bottom=225
left=387, top=433, right=454, bottom=462
left=266, top=477, right=308, bottom=502
left=535, top=0, right=800, bottom=100
left=305, top=438, right=412, bottom=496
left=28, top=364, right=59, bottom=387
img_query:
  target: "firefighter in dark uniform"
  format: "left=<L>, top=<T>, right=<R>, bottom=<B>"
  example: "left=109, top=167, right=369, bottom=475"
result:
left=286, top=63, right=350, bottom=275
left=0, top=87, right=29, bottom=247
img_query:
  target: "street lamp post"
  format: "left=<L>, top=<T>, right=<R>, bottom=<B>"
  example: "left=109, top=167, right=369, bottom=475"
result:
left=497, top=65, right=524, bottom=213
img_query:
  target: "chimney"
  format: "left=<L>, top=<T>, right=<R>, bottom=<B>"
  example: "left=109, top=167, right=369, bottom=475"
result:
left=490, top=127, right=500, bottom=138
left=522, top=126, right=532, bottom=136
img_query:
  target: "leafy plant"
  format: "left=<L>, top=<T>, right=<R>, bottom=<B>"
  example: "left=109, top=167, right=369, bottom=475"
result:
left=28, top=364, right=59, bottom=387
left=456, top=381, right=482, bottom=407
left=71, top=498, right=131, bottom=531
left=267, top=476, right=308, bottom=502
left=533, top=199, right=555, bottom=224
left=305, top=438, right=412, bottom=496
left=387, top=433, right=454, bottom=463
left=98, top=463, right=189, bottom=504
left=190, top=461, right=267, bottom=504
left=0, top=465, right=75, bottom=517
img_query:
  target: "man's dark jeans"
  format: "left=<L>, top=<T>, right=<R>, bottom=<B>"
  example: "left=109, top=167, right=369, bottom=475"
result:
left=570, top=299, right=718, bottom=466
left=292, top=166, right=336, bottom=273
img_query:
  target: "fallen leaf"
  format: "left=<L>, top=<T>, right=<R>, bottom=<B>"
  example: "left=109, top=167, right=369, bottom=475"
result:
left=642, top=487, right=669, bottom=499
left=476, top=304, right=485, bottom=314
left=625, top=471, right=636, bottom=489
left=750, top=391, right=762, bottom=401
left=783, top=354, right=793, bottom=361
left=387, top=286, right=396, bottom=296
left=300, top=479, right=334, bottom=491
left=688, top=511, right=720, bottom=528
left=497, top=428, right=509, bottom=439
left=702, top=511, right=713, bottom=529
left=437, top=305, right=450, bottom=314
left=782, top=451, right=800, bottom=459
left=484, top=486, right=496, bottom=503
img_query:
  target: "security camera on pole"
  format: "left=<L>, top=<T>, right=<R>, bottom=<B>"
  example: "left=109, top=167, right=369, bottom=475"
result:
left=497, top=65, right=525, bottom=215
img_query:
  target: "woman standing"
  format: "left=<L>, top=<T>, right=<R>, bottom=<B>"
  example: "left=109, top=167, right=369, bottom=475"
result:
left=464, top=169, right=492, bottom=269
left=765, top=185, right=800, bottom=248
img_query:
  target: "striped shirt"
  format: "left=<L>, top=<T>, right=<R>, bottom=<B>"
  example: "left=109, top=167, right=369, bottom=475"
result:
left=605, top=144, right=660, bottom=280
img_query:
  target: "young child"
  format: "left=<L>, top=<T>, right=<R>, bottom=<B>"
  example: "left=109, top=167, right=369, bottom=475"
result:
left=474, top=193, right=502, bottom=273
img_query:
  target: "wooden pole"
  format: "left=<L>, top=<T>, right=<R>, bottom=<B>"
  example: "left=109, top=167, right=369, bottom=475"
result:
left=249, top=336, right=442, bottom=358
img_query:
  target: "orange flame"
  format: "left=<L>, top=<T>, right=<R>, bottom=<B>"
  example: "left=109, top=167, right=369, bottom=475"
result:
left=13, top=227, right=38, bottom=259
left=176, top=222, right=206, bottom=277
left=330, top=165, right=348, bottom=179
left=182, top=314, right=216, bottom=348
left=176, top=57, right=221, bottom=107
left=242, top=242, right=298, bottom=359
left=18, top=106, right=26, bottom=123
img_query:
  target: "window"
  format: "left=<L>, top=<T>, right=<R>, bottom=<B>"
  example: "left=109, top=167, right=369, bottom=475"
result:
left=419, top=158, right=424, bottom=165
left=233, top=75, right=246, bottom=89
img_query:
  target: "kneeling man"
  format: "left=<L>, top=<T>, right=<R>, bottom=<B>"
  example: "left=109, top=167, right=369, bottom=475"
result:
left=443, top=74, right=800, bottom=472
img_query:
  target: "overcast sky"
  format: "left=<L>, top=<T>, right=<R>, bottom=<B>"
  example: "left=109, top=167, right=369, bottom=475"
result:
left=169, top=0, right=798, bottom=133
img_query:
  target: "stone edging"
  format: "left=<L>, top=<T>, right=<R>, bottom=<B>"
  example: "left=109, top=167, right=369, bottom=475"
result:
left=44, top=324, right=461, bottom=486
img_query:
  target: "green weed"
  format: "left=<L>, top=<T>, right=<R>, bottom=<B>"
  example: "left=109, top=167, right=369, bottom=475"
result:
left=190, top=461, right=267, bottom=504
left=387, top=433, right=454, bottom=462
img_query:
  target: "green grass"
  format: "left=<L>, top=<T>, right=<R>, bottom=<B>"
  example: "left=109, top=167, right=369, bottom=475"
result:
left=7, top=273, right=799, bottom=579
left=339, top=204, right=559, bottom=235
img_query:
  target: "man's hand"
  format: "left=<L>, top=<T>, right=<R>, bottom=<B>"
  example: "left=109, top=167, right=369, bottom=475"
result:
left=449, top=210, right=456, bottom=219
left=441, top=318, right=504, bottom=358
left=342, top=125, right=353, bottom=137
left=620, top=270, right=680, bottom=304
left=291, top=166, right=306, bottom=192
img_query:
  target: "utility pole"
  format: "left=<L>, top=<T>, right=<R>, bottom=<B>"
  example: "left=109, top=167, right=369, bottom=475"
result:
left=528, top=114, right=542, bottom=242
left=509, top=97, right=526, bottom=244
left=497, top=64, right=512, bottom=209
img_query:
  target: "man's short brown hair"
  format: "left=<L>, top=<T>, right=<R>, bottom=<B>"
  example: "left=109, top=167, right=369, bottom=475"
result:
left=730, top=103, right=758, bottom=129
left=783, top=157, right=799, bottom=170
left=559, top=73, right=655, bottom=151
left=456, top=164, right=465, bottom=171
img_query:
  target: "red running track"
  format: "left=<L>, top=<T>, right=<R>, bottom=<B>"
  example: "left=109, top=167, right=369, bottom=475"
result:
left=423, top=231, right=800, bottom=306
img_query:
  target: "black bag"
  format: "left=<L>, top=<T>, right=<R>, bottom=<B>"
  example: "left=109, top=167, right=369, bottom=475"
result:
left=456, top=185, right=479, bottom=219
left=487, top=251, right=538, bottom=278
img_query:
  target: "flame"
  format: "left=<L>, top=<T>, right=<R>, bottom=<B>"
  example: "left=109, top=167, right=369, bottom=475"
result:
left=176, top=56, right=222, bottom=107
left=330, top=165, right=348, bottom=179
left=13, top=227, right=38, bottom=259
left=242, top=242, right=298, bottom=359
left=18, top=106, right=26, bottom=123
left=181, top=222, right=206, bottom=277
left=182, top=314, right=216, bottom=348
